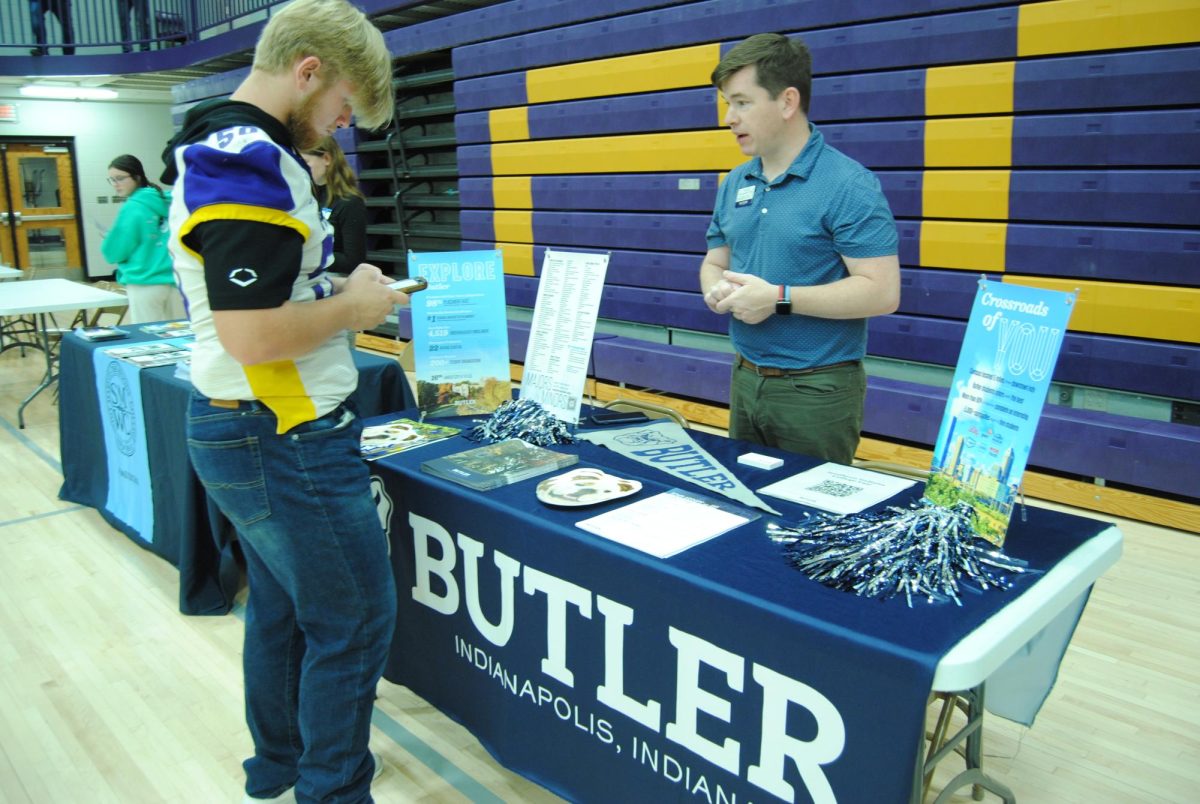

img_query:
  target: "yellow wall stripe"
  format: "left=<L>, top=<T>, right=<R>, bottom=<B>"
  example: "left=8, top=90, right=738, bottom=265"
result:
left=925, top=117, right=1013, bottom=167
left=925, top=62, right=1015, bottom=116
left=1004, top=276, right=1200, bottom=343
left=492, top=177, right=533, bottom=209
left=922, top=171, right=1011, bottom=220
left=920, top=221, right=1008, bottom=271
left=1018, top=0, right=1200, bottom=57
left=489, top=107, right=530, bottom=142
left=494, top=211, right=533, bottom=244
left=489, top=130, right=743, bottom=175
left=244, top=361, right=318, bottom=434
left=495, top=242, right=535, bottom=276
left=526, top=44, right=720, bottom=104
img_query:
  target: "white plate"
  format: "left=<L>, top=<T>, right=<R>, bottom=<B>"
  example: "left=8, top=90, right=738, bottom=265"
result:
left=536, top=468, right=642, bottom=508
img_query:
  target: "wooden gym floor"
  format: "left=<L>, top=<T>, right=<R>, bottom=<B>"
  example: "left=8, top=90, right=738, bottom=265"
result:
left=0, top=342, right=1196, bottom=803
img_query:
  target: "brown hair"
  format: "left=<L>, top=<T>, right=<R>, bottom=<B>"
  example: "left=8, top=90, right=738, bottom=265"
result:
left=305, top=136, right=364, bottom=206
left=109, top=154, right=164, bottom=195
left=711, top=33, right=812, bottom=115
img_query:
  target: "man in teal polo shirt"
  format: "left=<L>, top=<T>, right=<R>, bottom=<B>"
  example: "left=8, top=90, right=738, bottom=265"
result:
left=701, top=33, right=900, bottom=464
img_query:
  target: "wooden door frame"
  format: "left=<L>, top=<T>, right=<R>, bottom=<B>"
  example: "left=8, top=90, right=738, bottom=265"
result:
left=0, top=136, right=87, bottom=276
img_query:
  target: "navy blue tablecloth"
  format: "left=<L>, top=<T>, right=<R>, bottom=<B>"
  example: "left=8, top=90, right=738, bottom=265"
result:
left=58, top=326, right=414, bottom=614
left=369, top=411, right=1108, bottom=804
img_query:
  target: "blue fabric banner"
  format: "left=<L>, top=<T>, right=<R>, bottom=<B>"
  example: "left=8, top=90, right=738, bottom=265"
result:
left=94, top=347, right=154, bottom=542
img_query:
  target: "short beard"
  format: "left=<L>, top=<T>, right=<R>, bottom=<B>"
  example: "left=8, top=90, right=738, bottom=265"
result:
left=285, top=87, right=324, bottom=151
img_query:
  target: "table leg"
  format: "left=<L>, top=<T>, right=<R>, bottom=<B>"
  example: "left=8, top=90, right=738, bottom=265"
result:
left=920, top=684, right=1016, bottom=804
left=0, top=314, right=42, bottom=358
left=17, top=312, right=58, bottom=429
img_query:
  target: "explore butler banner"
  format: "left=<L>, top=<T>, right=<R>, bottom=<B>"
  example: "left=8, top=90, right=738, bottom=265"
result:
left=925, top=279, right=1076, bottom=545
left=409, top=250, right=512, bottom=417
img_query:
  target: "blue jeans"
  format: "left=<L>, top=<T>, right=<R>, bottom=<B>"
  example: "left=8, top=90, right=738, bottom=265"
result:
left=187, top=394, right=396, bottom=803
left=29, top=0, right=75, bottom=54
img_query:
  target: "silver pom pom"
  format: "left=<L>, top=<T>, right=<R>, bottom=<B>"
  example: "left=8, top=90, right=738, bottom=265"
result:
left=769, top=500, right=1030, bottom=607
left=463, top=398, right=575, bottom=446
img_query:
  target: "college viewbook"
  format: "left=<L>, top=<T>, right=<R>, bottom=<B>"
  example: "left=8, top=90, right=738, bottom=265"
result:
left=419, top=438, right=578, bottom=491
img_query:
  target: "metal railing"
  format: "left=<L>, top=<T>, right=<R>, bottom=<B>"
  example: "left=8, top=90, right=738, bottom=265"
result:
left=1, top=0, right=285, bottom=55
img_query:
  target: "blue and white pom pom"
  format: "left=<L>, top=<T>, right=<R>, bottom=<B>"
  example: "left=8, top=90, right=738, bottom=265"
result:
left=463, top=398, right=575, bottom=446
left=767, top=499, right=1030, bottom=607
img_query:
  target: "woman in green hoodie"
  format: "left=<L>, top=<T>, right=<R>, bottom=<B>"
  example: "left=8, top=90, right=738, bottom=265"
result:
left=102, top=154, right=185, bottom=323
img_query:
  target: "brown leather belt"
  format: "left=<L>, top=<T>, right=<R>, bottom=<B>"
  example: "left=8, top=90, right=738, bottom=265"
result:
left=208, top=398, right=243, bottom=409
left=735, top=354, right=859, bottom=378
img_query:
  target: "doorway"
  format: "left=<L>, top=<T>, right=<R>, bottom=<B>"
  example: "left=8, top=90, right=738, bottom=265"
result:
left=0, top=140, right=84, bottom=276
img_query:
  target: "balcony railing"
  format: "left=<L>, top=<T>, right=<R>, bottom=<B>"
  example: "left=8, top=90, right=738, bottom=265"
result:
left=1, top=0, right=286, bottom=56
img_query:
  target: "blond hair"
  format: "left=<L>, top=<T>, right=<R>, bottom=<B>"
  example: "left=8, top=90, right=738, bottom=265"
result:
left=253, top=0, right=394, bottom=129
left=305, top=136, right=364, bottom=206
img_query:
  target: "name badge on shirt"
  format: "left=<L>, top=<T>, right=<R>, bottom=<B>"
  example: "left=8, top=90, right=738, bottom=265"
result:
left=735, top=185, right=756, bottom=207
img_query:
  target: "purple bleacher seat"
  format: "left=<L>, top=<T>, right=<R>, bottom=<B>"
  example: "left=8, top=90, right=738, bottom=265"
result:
left=1015, top=46, right=1200, bottom=112
left=1013, top=110, right=1200, bottom=167
left=534, top=211, right=709, bottom=253
left=533, top=174, right=719, bottom=213
left=869, top=315, right=965, bottom=366
left=457, top=145, right=493, bottom=177
left=599, top=286, right=724, bottom=333
left=454, top=72, right=527, bottom=113
left=529, top=88, right=717, bottom=139
left=591, top=337, right=732, bottom=404
left=876, top=171, right=922, bottom=219
left=1005, top=224, right=1200, bottom=286
left=897, top=269, right=998, bottom=319
left=455, top=112, right=493, bottom=145
left=812, top=69, right=925, bottom=122
left=806, top=7, right=1017, bottom=74
left=862, top=375, right=1200, bottom=499
left=822, top=121, right=925, bottom=168
left=1009, top=170, right=1200, bottom=228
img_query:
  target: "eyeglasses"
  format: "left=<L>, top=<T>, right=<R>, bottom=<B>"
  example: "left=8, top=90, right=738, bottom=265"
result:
left=107, top=175, right=132, bottom=186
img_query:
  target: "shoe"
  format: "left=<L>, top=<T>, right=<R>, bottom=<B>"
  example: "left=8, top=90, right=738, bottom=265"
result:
left=241, top=788, right=295, bottom=804
left=240, top=754, right=380, bottom=802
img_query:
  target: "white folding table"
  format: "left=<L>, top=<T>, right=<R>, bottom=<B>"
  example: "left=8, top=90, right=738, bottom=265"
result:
left=0, top=278, right=128, bottom=428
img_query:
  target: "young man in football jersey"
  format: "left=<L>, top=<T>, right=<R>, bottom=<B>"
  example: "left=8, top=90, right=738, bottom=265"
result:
left=161, top=1, right=402, bottom=800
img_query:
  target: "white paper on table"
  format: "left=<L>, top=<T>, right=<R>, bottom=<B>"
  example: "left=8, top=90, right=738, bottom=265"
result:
left=519, top=249, right=609, bottom=423
left=757, top=463, right=917, bottom=515
left=575, top=489, right=756, bottom=558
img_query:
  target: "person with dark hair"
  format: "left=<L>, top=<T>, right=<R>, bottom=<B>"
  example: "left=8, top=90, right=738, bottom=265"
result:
left=101, top=154, right=184, bottom=323
left=302, top=136, right=367, bottom=274
left=29, top=0, right=75, bottom=56
left=160, top=0, right=400, bottom=800
left=701, top=33, right=900, bottom=465
left=117, top=0, right=151, bottom=52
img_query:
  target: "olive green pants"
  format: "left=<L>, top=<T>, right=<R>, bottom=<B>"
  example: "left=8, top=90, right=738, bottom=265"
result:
left=728, top=360, right=866, bottom=465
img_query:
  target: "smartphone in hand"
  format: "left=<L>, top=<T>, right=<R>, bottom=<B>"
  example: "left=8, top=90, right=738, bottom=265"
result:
left=390, top=276, right=428, bottom=294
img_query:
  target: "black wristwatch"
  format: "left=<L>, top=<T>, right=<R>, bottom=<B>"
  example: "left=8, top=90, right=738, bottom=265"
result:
left=775, top=284, right=792, bottom=316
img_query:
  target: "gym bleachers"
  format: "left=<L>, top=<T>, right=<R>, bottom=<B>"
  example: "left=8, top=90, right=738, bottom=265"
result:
left=172, top=0, right=1200, bottom=507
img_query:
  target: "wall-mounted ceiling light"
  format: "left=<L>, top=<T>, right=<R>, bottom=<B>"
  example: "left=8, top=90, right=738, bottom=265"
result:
left=19, top=85, right=118, bottom=101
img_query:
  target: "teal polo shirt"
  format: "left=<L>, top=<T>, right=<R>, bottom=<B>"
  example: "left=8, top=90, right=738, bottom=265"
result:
left=705, top=124, right=898, bottom=370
